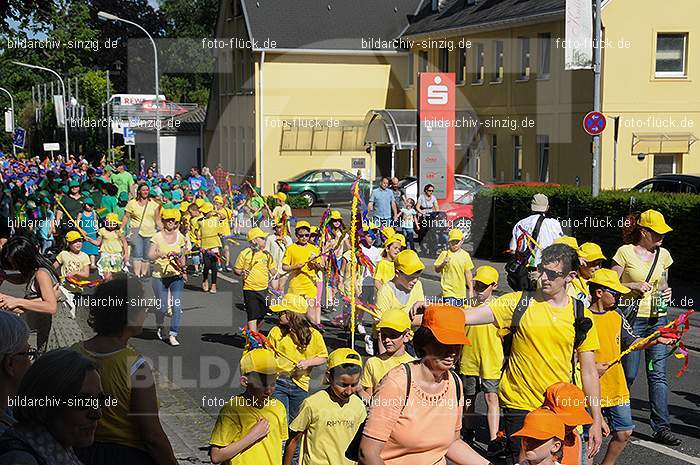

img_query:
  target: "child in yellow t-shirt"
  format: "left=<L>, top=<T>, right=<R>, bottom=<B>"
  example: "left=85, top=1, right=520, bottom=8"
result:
left=267, top=293, right=328, bottom=460
left=359, top=309, right=415, bottom=401
left=53, top=230, right=91, bottom=294
left=234, top=227, right=275, bottom=333
left=372, top=234, right=404, bottom=291
left=85, top=213, right=129, bottom=280
left=209, top=349, right=288, bottom=465
left=198, top=202, right=221, bottom=293
left=434, top=228, right=474, bottom=307
left=460, top=265, right=503, bottom=452
left=214, top=195, right=234, bottom=271
left=185, top=203, right=202, bottom=276
left=284, top=349, right=366, bottom=465
left=587, top=269, right=677, bottom=464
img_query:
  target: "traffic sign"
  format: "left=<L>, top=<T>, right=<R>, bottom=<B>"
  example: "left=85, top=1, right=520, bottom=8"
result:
left=13, top=127, right=25, bottom=149
left=123, top=127, right=135, bottom=145
left=583, top=111, right=606, bottom=136
left=43, top=142, right=60, bottom=151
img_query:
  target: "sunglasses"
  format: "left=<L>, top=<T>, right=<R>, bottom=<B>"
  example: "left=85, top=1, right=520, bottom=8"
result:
left=379, top=328, right=405, bottom=340
left=604, top=288, right=622, bottom=299
left=426, top=189, right=434, bottom=192
left=537, top=264, right=567, bottom=280
left=13, top=347, right=39, bottom=362
left=297, top=233, right=310, bottom=238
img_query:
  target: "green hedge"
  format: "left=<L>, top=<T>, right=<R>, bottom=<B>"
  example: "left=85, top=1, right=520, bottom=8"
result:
left=471, top=186, right=700, bottom=275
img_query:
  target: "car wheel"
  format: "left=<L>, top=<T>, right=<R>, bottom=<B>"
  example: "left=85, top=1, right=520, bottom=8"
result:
left=455, top=217, right=472, bottom=241
left=300, top=191, right=317, bottom=208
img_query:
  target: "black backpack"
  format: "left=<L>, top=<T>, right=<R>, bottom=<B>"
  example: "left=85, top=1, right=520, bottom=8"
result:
left=501, top=291, right=592, bottom=383
left=506, top=214, right=546, bottom=291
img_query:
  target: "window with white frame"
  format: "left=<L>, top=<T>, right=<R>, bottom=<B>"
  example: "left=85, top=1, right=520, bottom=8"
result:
left=457, top=46, right=467, bottom=84
left=519, top=37, right=530, bottom=80
left=492, top=40, right=504, bottom=82
left=537, top=135, right=550, bottom=182
left=491, top=134, right=497, bottom=179
left=538, top=33, right=551, bottom=78
left=513, top=135, right=523, bottom=180
left=472, top=43, right=484, bottom=83
left=655, top=33, right=687, bottom=77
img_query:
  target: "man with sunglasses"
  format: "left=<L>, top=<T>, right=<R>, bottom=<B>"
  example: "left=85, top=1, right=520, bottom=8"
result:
left=0, top=312, right=35, bottom=434
left=461, top=244, right=603, bottom=463
left=587, top=269, right=677, bottom=465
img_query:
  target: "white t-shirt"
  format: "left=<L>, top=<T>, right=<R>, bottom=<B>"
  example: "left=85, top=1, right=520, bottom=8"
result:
left=509, top=213, right=563, bottom=264
left=360, top=245, right=382, bottom=286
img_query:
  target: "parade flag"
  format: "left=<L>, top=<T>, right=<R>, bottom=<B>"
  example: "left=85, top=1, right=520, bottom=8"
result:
left=565, top=0, right=594, bottom=70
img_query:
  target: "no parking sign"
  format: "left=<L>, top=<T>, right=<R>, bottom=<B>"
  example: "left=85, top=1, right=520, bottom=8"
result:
left=583, top=111, right=606, bottom=136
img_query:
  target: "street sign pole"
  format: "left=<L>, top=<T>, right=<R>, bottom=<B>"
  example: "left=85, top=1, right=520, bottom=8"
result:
left=592, top=0, right=602, bottom=196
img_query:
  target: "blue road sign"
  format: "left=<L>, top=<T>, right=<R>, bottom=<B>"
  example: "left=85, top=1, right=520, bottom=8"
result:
left=583, top=111, right=606, bottom=136
left=13, top=127, right=25, bottom=149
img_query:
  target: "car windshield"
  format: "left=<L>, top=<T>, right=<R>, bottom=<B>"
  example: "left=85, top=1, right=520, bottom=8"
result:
left=454, top=186, right=480, bottom=204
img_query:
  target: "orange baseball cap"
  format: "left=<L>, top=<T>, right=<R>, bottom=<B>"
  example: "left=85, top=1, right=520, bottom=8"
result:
left=421, top=304, right=470, bottom=345
left=513, top=408, right=566, bottom=441
left=543, top=382, right=593, bottom=426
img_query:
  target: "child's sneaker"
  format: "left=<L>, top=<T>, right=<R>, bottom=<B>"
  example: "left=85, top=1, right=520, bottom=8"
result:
left=156, top=327, right=163, bottom=340
left=486, top=433, right=507, bottom=458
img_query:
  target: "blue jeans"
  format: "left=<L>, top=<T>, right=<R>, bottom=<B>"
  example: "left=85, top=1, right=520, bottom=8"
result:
left=274, top=376, right=308, bottom=465
left=152, top=276, right=185, bottom=336
left=373, top=216, right=391, bottom=246
left=401, top=228, right=415, bottom=250
left=622, top=316, right=670, bottom=432
left=129, top=232, right=151, bottom=261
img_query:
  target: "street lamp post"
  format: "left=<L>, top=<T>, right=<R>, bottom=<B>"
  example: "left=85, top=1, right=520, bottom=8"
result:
left=0, top=87, right=16, bottom=157
left=97, top=11, right=160, bottom=172
left=12, top=61, right=70, bottom=158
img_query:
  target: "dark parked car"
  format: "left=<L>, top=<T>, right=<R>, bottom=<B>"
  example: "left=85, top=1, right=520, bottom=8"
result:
left=277, top=169, right=370, bottom=207
left=630, top=174, right=700, bottom=194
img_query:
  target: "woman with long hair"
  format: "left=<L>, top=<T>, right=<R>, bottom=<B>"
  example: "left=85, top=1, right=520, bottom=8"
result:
left=121, top=183, right=162, bottom=278
left=0, top=235, right=83, bottom=353
left=611, top=209, right=678, bottom=446
left=72, top=278, right=178, bottom=465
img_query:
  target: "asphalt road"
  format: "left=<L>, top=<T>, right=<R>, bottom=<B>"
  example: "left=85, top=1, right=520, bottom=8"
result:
left=3, top=236, right=698, bottom=465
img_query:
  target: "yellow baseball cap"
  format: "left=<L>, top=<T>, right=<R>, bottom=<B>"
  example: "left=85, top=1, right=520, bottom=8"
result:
left=179, top=201, right=190, bottom=212
left=376, top=309, right=411, bottom=332
left=448, top=228, right=464, bottom=242
left=578, top=242, right=606, bottom=262
left=554, top=236, right=579, bottom=249
left=65, top=230, right=83, bottom=243
left=474, top=266, right=499, bottom=285
left=327, top=348, right=363, bottom=369
left=194, top=198, right=206, bottom=208
left=588, top=268, right=630, bottom=294
left=270, top=293, right=309, bottom=314
left=309, top=226, right=319, bottom=235
left=274, top=192, right=287, bottom=202
left=200, top=202, right=214, bottom=214
left=394, top=249, right=425, bottom=275
left=105, top=213, right=119, bottom=224
left=213, top=195, right=224, bottom=203
left=330, top=210, right=343, bottom=221
left=240, top=348, right=279, bottom=375
left=382, top=226, right=396, bottom=238
left=384, top=233, right=406, bottom=249
left=247, top=227, right=267, bottom=241
left=295, top=220, right=311, bottom=231
left=161, top=209, right=181, bottom=222
left=639, top=209, right=672, bottom=234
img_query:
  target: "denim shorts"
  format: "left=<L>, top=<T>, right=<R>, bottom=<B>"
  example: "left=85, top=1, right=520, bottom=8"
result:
left=461, top=375, right=499, bottom=396
left=129, top=232, right=151, bottom=261
left=602, top=403, right=635, bottom=432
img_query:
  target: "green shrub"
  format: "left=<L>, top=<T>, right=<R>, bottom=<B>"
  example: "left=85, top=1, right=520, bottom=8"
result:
left=287, top=194, right=311, bottom=209
left=471, top=186, right=700, bottom=275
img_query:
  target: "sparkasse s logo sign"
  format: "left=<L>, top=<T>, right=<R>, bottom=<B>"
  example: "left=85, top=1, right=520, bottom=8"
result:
left=427, top=75, right=449, bottom=105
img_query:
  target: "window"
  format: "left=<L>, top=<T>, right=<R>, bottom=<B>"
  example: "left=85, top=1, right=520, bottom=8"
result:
left=439, top=48, right=449, bottom=72
left=513, top=135, right=523, bottom=180
left=653, top=154, right=678, bottom=175
left=472, top=43, right=484, bottom=83
left=457, top=46, right=467, bottom=84
left=519, top=37, right=530, bottom=80
left=419, top=50, right=429, bottom=73
left=407, top=52, right=414, bottom=86
left=538, top=33, right=551, bottom=78
left=656, top=33, right=687, bottom=77
left=491, top=135, right=497, bottom=179
left=492, top=41, right=504, bottom=82
left=537, top=135, right=550, bottom=182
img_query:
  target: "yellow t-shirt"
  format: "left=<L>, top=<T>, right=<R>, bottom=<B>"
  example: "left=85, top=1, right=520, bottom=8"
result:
left=218, top=207, right=233, bottom=236
left=235, top=248, right=275, bottom=291
left=373, top=259, right=395, bottom=285
left=435, top=249, right=474, bottom=299
left=612, top=244, right=673, bottom=318
left=188, top=214, right=202, bottom=247
left=209, top=396, right=288, bottom=465
left=125, top=199, right=159, bottom=237
left=200, top=215, right=223, bottom=250
left=282, top=243, right=321, bottom=298
left=488, top=291, right=600, bottom=411
left=72, top=343, right=147, bottom=451
left=272, top=204, right=292, bottom=223
left=461, top=318, right=504, bottom=380
left=361, top=352, right=416, bottom=390
left=150, top=232, right=188, bottom=278
left=591, top=310, right=631, bottom=407
left=375, top=281, right=425, bottom=318
left=289, top=390, right=367, bottom=465
left=99, top=228, right=123, bottom=254
left=267, top=326, right=328, bottom=391
left=56, top=250, right=90, bottom=293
